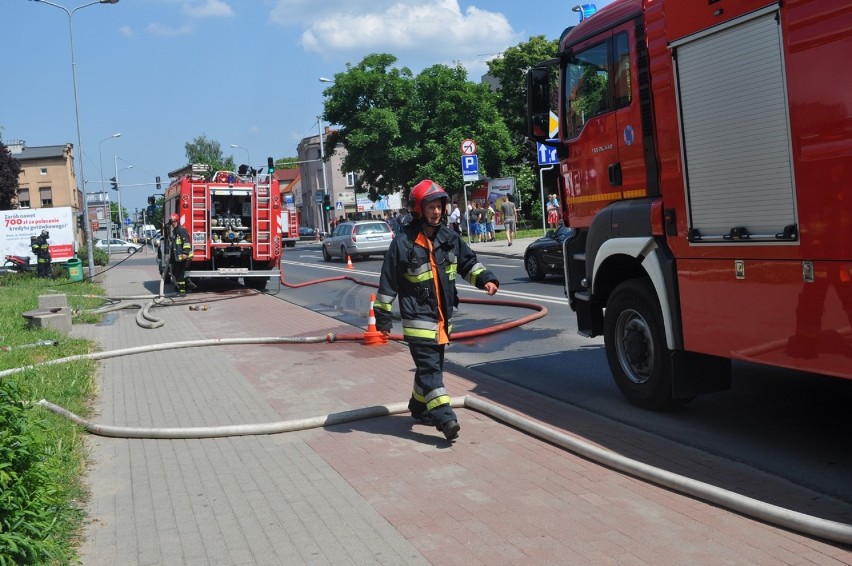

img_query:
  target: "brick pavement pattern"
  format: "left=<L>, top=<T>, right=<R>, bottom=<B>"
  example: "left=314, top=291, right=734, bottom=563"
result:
left=72, top=256, right=852, bottom=565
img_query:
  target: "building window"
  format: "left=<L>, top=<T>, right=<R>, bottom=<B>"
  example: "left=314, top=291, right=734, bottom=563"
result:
left=39, top=187, right=53, bottom=207
left=18, top=189, right=30, bottom=208
left=346, top=172, right=356, bottom=187
left=40, top=167, right=48, bottom=175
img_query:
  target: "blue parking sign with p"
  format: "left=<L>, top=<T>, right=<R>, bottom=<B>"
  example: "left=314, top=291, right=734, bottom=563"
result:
left=461, top=155, right=479, bottom=181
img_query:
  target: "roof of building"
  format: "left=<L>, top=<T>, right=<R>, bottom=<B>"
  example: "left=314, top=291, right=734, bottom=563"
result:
left=10, top=144, right=71, bottom=161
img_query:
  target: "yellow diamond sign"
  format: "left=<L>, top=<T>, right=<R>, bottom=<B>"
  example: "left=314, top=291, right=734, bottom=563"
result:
left=549, top=111, right=558, bottom=139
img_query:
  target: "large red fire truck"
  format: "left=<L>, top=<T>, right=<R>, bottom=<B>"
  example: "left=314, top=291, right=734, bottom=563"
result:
left=161, top=164, right=294, bottom=290
left=527, top=0, right=852, bottom=409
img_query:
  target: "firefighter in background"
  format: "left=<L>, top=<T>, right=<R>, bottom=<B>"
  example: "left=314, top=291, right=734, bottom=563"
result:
left=167, top=214, right=194, bottom=296
left=31, top=230, right=52, bottom=278
left=373, top=180, right=499, bottom=440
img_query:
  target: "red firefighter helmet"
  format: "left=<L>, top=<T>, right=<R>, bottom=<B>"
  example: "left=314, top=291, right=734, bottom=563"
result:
left=409, top=180, right=448, bottom=220
left=169, top=213, right=179, bottom=224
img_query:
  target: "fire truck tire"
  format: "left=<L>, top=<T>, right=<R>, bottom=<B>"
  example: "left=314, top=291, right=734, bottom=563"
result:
left=245, top=277, right=268, bottom=291
left=604, top=278, right=677, bottom=411
left=322, top=246, right=332, bottom=262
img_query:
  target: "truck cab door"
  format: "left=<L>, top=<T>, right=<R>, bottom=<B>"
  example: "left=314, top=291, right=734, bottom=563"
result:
left=561, top=22, right=646, bottom=227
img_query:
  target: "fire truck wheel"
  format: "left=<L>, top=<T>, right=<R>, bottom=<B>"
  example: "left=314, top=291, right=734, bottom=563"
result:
left=322, top=245, right=332, bottom=262
left=604, top=278, right=676, bottom=411
left=245, top=277, right=268, bottom=291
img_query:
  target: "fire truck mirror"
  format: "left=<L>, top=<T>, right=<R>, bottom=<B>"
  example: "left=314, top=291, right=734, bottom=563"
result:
left=527, top=67, right=551, bottom=140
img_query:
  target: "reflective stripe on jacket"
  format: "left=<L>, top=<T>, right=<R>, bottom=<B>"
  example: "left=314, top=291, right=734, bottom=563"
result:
left=373, top=220, right=498, bottom=345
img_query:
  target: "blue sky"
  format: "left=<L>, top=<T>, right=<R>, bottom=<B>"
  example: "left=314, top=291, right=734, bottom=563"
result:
left=2, top=0, right=610, bottom=215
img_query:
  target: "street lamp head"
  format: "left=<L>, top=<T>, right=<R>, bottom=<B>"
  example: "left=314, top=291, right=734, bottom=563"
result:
left=229, top=144, right=241, bottom=148
left=112, top=132, right=121, bottom=138
left=100, top=0, right=119, bottom=4
left=319, top=77, right=332, bottom=83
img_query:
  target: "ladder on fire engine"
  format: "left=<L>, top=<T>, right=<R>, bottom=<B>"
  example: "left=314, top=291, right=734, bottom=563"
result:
left=253, top=181, right=273, bottom=259
left=191, top=182, right=209, bottom=259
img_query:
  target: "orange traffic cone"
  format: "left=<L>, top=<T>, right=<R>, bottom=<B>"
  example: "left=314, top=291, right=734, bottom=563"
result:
left=347, top=255, right=354, bottom=269
left=363, top=294, right=388, bottom=346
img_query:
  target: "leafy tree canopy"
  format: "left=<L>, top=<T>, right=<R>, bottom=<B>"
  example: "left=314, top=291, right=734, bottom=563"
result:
left=322, top=53, right=516, bottom=203
left=0, top=141, right=22, bottom=210
left=185, top=135, right=234, bottom=173
left=487, top=35, right=559, bottom=157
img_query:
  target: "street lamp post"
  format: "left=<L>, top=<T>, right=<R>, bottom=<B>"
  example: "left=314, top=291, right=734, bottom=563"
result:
left=229, top=144, right=251, bottom=174
left=29, top=0, right=120, bottom=275
left=114, top=156, right=133, bottom=238
left=99, top=133, right=120, bottom=253
left=318, top=77, right=333, bottom=231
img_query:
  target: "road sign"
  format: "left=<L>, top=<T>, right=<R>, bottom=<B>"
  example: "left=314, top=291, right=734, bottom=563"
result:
left=461, top=155, right=479, bottom=181
left=314, top=192, right=325, bottom=203
left=336, top=202, right=343, bottom=210
left=537, top=139, right=559, bottom=166
left=125, top=217, right=132, bottom=225
left=460, top=139, right=477, bottom=155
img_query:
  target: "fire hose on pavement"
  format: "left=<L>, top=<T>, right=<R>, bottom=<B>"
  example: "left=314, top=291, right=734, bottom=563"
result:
left=17, top=266, right=851, bottom=544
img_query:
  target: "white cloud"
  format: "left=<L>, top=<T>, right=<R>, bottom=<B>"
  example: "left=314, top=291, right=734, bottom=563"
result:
left=146, top=22, right=195, bottom=36
left=182, top=0, right=234, bottom=18
left=270, top=0, right=515, bottom=73
left=119, top=26, right=136, bottom=39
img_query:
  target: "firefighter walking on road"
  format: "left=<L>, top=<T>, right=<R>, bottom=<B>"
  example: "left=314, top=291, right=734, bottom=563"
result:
left=31, top=230, right=52, bottom=278
left=167, top=214, right=193, bottom=296
left=373, top=180, right=499, bottom=440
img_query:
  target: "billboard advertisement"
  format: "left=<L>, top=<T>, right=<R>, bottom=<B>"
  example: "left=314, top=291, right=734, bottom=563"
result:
left=1, top=207, right=76, bottom=264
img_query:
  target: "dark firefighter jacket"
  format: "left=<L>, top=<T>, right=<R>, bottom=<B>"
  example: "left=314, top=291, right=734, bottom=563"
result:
left=373, top=220, right=498, bottom=345
left=31, top=236, right=51, bottom=262
left=170, top=225, right=193, bottom=262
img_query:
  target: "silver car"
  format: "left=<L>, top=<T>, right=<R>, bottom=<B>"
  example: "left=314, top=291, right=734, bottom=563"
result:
left=94, top=238, right=143, bottom=254
left=322, top=220, right=393, bottom=262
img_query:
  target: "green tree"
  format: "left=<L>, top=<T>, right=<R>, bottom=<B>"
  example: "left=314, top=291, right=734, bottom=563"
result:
left=276, top=156, right=300, bottom=169
left=185, top=135, right=233, bottom=173
left=487, top=36, right=561, bottom=224
left=323, top=53, right=515, bottom=203
left=323, top=53, right=415, bottom=199
left=487, top=35, right=559, bottom=154
left=0, top=141, right=21, bottom=210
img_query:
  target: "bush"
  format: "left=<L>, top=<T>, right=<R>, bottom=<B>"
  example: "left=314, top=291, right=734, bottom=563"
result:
left=76, top=244, right=108, bottom=267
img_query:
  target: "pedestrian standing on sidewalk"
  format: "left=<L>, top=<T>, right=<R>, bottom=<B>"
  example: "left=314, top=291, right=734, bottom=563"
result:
left=485, top=202, right=496, bottom=242
left=500, top=193, right=517, bottom=246
left=373, top=180, right=499, bottom=440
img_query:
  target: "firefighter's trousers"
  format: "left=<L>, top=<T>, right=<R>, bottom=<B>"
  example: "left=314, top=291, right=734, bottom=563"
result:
left=36, top=257, right=51, bottom=278
left=171, top=260, right=188, bottom=294
left=407, top=343, right=456, bottom=427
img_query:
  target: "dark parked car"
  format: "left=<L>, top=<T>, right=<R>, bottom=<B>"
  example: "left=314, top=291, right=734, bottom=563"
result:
left=322, top=220, right=393, bottom=261
left=298, top=226, right=325, bottom=241
left=523, top=225, right=574, bottom=281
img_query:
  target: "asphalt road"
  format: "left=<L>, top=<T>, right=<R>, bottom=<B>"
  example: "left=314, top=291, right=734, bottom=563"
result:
left=267, top=242, right=852, bottom=509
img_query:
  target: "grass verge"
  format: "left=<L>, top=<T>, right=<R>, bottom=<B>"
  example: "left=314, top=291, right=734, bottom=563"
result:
left=0, top=272, right=104, bottom=564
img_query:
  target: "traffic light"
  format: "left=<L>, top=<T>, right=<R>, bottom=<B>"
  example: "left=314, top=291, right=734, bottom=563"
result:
left=147, top=196, right=155, bottom=205
left=110, top=177, right=118, bottom=191
left=76, top=213, right=85, bottom=230
left=267, top=157, right=275, bottom=174
left=323, top=194, right=332, bottom=211
left=156, top=176, right=161, bottom=191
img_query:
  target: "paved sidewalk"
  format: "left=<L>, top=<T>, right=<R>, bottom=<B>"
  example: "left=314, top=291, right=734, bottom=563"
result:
left=70, top=256, right=852, bottom=564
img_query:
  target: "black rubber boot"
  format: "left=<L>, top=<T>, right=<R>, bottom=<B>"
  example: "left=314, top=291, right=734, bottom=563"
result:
left=440, top=419, right=460, bottom=440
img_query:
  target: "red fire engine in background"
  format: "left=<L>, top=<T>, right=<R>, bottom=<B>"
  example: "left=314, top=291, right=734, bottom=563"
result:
left=527, top=0, right=852, bottom=409
left=161, top=163, right=296, bottom=291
